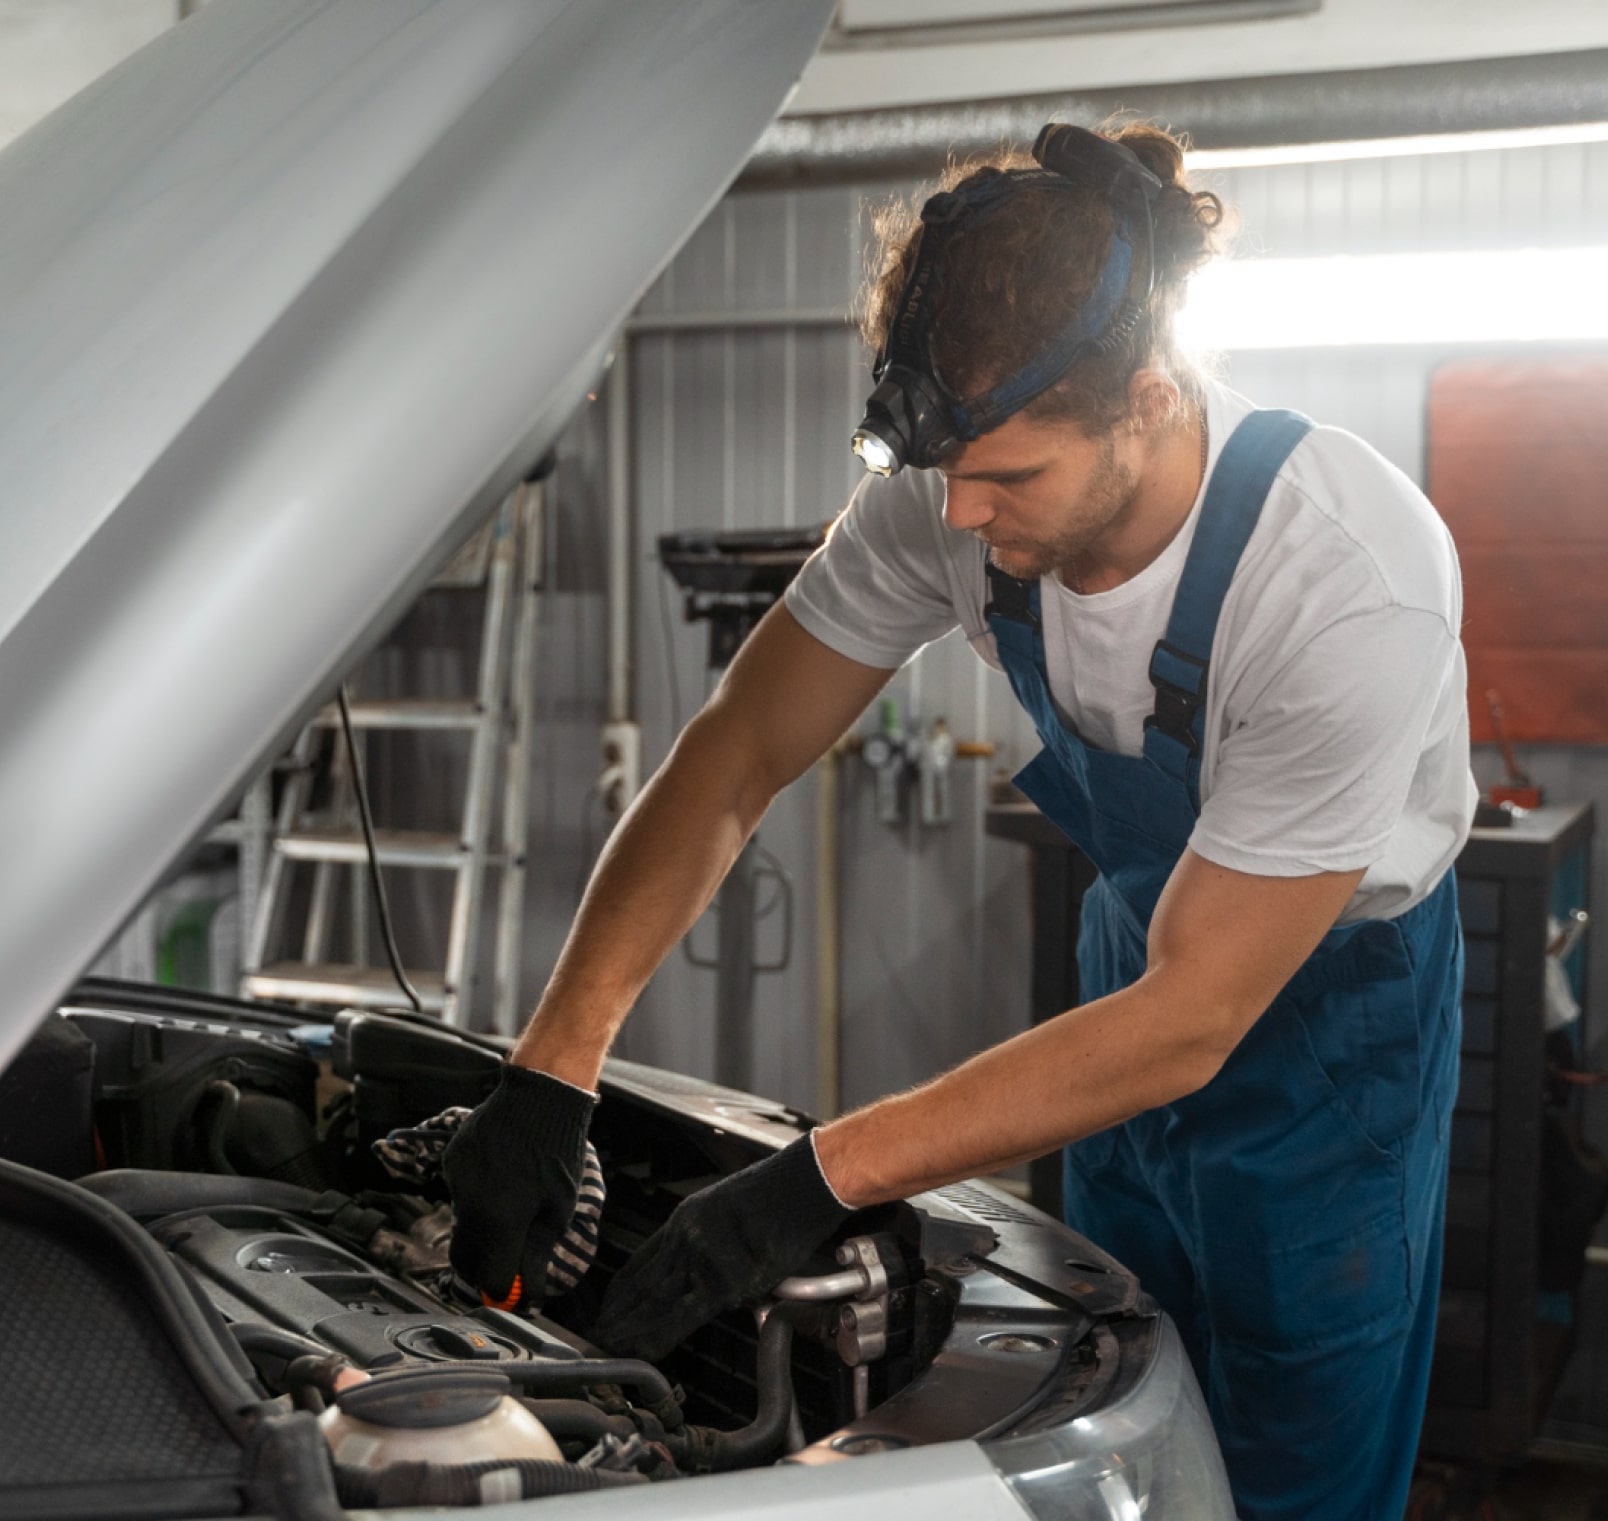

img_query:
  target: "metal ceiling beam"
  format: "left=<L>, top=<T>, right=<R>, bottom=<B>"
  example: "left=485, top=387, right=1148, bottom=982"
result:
left=743, top=48, right=1608, bottom=188
left=822, top=0, right=1317, bottom=53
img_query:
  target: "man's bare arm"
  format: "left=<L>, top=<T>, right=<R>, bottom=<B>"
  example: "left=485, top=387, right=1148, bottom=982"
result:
left=511, top=604, right=894, bottom=1089
left=814, top=849, right=1368, bottom=1205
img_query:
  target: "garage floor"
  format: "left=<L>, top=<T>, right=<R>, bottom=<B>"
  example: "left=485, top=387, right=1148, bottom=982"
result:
left=1409, top=1460, right=1608, bottom=1519
left=1490, top=1460, right=1607, bottom=1519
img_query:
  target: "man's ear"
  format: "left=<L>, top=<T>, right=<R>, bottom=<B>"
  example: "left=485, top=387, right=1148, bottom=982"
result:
left=1126, top=368, right=1182, bottom=434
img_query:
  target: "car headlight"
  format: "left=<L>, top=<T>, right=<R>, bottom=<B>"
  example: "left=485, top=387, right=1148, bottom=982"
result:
left=984, top=1315, right=1234, bottom=1521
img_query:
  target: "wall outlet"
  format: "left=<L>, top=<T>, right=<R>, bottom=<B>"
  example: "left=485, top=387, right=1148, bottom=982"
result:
left=600, top=720, right=642, bottom=817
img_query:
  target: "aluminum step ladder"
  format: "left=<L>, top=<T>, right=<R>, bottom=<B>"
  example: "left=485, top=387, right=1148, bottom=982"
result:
left=240, top=483, right=544, bottom=1032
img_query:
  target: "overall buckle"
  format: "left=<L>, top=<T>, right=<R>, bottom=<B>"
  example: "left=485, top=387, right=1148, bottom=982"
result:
left=983, top=564, right=1039, bottom=630
left=1144, top=640, right=1208, bottom=757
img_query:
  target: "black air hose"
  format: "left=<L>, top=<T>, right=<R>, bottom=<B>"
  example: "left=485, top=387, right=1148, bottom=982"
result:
left=284, top=1357, right=353, bottom=1414
left=230, top=1322, right=333, bottom=1367
left=684, top=1312, right=795, bottom=1472
left=246, top=1412, right=348, bottom=1521
left=202, top=1080, right=241, bottom=1174
left=230, top=1323, right=354, bottom=1401
left=517, top=1399, right=634, bottom=1444
left=411, top=1357, right=680, bottom=1426
left=229, top=1090, right=332, bottom=1192
left=332, top=1458, right=644, bottom=1507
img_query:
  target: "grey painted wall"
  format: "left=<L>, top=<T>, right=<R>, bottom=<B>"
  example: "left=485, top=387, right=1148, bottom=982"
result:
left=602, top=184, right=1049, bottom=1117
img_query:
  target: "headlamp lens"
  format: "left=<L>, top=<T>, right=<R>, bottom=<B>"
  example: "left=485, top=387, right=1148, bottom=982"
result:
left=851, top=428, right=900, bottom=477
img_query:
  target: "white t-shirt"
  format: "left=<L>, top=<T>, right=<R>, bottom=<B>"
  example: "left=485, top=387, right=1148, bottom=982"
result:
left=786, top=381, right=1477, bottom=924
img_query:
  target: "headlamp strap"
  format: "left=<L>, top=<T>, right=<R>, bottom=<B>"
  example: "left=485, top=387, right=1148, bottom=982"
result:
left=878, top=227, right=944, bottom=384
left=880, top=169, right=1043, bottom=384
left=949, top=128, right=1165, bottom=439
left=950, top=231, right=1135, bottom=439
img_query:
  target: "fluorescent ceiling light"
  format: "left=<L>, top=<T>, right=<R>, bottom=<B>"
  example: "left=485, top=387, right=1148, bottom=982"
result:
left=1178, top=245, right=1608, bottom=349
left=1186, top=121, right=1608, bottom=171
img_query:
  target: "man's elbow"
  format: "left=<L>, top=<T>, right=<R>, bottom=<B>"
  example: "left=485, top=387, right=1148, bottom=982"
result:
left=1169, top=1035, right=1236, bottom=1099
left=1149, top=983, right=1265, bottom=1100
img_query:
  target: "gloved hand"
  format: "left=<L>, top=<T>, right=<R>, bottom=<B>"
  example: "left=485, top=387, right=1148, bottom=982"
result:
left=591, top=1133, right=853, bottom=1360
left=441, top=1063, right=596, bottom=1311
left=373, top=1106, right=606, bottom=1298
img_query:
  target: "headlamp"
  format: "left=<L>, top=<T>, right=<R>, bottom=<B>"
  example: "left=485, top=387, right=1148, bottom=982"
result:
left=849, top=427, right=899, bottom=478
left=851, top=369, right=959, bottom=476
left=851, top=123, right=1163, bottom=478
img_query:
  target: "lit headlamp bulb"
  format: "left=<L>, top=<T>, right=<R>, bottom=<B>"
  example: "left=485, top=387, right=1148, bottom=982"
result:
left=851, top=428, right=900, bottom=477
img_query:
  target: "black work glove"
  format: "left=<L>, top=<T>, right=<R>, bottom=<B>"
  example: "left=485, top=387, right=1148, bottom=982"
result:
left=441, top=1064, right=596, bottom=1311
left=591, top=1133, right=853, bottom=1360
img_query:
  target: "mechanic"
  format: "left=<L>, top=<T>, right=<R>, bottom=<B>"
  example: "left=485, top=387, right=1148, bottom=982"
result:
left=443, top=122, right=1474, bottom=1521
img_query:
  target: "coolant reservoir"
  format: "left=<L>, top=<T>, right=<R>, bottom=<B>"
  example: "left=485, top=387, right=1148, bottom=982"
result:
left=319, top=1367, right=563, bottom=1468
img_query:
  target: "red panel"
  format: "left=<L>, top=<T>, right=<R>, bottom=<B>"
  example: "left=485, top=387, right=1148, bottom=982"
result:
left=1427, top=359, right=1608, bottom=743
left=1465, top=651, right=1608, bottom=746
left=1458, top=550, right=1608, bottom=650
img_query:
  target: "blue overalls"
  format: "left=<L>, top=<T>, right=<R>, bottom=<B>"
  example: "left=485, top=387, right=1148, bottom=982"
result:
left=985, top=410, right=1463, bottom=1521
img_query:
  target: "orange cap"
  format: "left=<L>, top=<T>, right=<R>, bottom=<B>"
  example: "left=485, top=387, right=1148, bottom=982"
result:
left=481, top=1275, right=523, bottom=1311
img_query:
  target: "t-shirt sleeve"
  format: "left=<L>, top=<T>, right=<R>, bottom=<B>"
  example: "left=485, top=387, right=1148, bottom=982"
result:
left=784, top=472, right=961, bottom=669
left=1189, top=605, right=1459, bottom=876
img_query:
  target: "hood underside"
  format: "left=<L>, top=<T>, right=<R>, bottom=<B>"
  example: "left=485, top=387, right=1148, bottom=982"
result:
left=0, top=0, right=834, bottom=1066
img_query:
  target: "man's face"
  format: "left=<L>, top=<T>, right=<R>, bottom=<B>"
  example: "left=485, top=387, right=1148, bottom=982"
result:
left=937, top=410, right=1138, bottom=583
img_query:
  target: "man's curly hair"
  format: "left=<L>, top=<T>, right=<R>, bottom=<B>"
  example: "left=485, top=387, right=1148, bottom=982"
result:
left=860, top=122, right=1229, bottom=435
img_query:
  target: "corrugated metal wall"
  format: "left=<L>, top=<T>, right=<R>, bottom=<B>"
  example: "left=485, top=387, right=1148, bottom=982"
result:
left=599, top=185, right=1038, bottom=1114
left=517, top=135, right=1608, bottom=1122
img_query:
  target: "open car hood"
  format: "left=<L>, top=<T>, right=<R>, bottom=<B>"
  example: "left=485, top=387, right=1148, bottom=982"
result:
left=0, top=0, right=834, bottom=1067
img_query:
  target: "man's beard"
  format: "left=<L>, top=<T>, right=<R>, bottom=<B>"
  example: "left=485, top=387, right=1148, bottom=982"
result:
left=984, top=436, right=1138, bottom=583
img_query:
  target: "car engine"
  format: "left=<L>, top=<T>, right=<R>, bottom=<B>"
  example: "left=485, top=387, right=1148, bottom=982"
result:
left=0, top=981, right=1153, bottom=1518
left=0, top=977, right=1132, bottom=1511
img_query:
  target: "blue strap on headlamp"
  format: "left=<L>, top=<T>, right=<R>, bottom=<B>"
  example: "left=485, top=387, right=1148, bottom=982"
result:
left=850, top=125, right=1163, bottom=477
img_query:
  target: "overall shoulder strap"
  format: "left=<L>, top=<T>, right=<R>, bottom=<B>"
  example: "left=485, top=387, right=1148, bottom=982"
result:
left=1143, top=408, right=1314, bottom=799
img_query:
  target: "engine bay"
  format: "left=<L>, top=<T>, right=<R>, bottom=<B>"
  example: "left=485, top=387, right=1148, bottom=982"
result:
left=0, top=981, right=1147, bottom=1517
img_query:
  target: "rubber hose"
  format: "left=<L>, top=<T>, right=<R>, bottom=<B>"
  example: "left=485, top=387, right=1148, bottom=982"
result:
left=202, top=1080, right=241, bottom=1175
left=78, top=1168, right=322, bottom=1217
left=249, top=1411, right=349, bottom=1521
left=413, top=1357, right=679, bottom=1418
left=517, top=1399, right=633, bottom=1444
left=333, top=1458, right=645, bottom=1507
left=228, top=1323, right=354, bottom=1403
left=702, top=1314, right=796, bottom=1472
left=230, top=1322, right=340, bottom=1370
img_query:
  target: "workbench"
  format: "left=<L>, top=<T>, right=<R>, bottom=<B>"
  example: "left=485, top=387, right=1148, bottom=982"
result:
left=1428, top=802, right=1596, bottom=1465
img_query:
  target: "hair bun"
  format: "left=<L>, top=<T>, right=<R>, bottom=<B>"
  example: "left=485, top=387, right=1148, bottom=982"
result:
left=1107, top=121, right=1225, bottom=276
